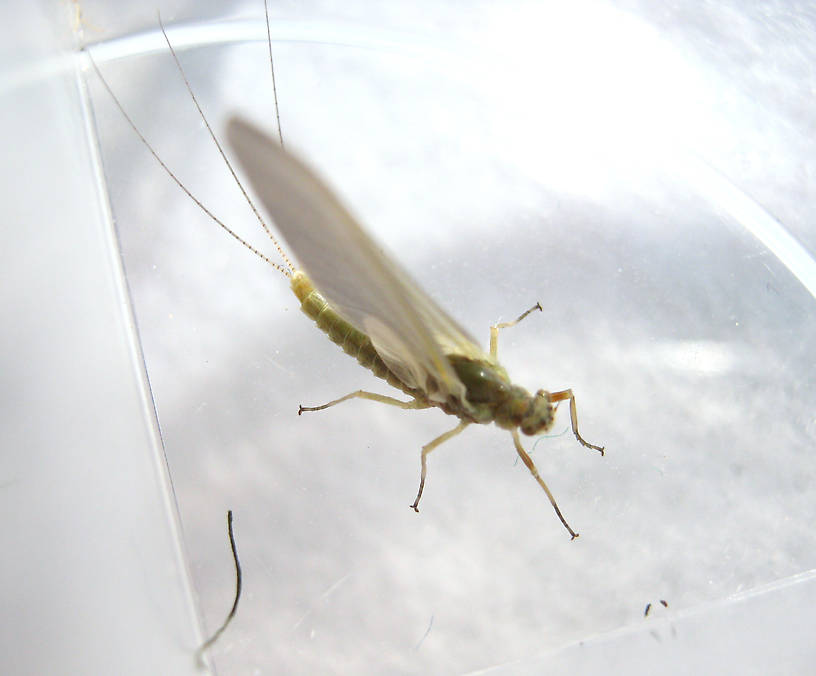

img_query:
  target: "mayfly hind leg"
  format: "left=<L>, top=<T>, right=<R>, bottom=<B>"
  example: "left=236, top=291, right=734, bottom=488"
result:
left=298, top=390, right=432, bottom=415
left=489, top=302, right=543, bottom=358
left=511, top=429, right=579, bottom=539
left=299, top=392, right=469, bottom=513
left=549, top=389, right=605, bottom=455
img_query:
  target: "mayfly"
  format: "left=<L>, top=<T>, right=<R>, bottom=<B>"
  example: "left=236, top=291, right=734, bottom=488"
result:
left=89, top=15, right=604, bottom=539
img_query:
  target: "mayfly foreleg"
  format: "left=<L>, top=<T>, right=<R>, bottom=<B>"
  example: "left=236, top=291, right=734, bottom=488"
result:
left=549, top=389, right=605, bottom=455
left=511, top=429, right=579, bottom=539
left=410, top=421, right=470, bottom=512
left=298, top=390, right=433, bottom=415
left=489, top=302, right=543, bottom=358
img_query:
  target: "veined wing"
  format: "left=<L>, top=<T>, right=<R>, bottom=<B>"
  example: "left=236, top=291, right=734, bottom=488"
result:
left=226, top=116, right=487, bottom=406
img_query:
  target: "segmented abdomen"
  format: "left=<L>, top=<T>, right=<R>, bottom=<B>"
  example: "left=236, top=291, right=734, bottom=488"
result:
left=290, top=270, right=421, bottom=399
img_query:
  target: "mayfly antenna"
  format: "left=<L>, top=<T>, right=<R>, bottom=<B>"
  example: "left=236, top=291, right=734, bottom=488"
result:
left=156, top=12, right=294, bottom=274
left=264, top=0, right=285, bottom=148
left=85, top=45, right=288, bottom=275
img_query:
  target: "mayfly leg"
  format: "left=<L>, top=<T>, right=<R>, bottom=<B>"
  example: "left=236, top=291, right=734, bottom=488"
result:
left=299, top=390, right=466, bottom=513
left=490, top=302, right=603, bottom=537
left=298, top=391, right=432, bottom=414
left=410, top=422, right=470, bottom=512
left=489, top=302, right=543, bottom=358
left=549, top=389, right=605, bottom=455
left=511, top=429, right=579, bottom=539
left=489, top=303, right=604, bottom=456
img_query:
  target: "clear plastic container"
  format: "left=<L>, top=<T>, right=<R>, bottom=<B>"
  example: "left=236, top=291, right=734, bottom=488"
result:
left=6, top=1, right=816, bottom=673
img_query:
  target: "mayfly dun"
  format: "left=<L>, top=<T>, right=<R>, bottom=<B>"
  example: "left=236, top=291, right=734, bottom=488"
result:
left=88, top=11, right=604, bottom=539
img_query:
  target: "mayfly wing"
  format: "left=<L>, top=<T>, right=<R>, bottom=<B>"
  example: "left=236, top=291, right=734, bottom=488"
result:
left=226, top=116, right=486, bottom=406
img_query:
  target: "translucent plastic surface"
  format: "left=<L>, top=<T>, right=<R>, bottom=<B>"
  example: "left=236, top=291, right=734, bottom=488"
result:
left=82, top=1, right=816, bottom=673
left=0, top=2, right=205, bottom=674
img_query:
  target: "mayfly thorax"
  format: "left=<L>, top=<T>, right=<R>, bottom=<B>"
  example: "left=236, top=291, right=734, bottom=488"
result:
left=87, top=6, right=604, bottom=539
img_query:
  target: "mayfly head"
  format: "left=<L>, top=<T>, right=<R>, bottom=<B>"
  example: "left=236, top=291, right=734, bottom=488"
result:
left=520, top=389, right=556, bottom=436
